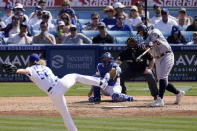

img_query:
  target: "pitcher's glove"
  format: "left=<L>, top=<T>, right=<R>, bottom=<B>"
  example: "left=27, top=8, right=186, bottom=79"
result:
left=109, top=68, right=118, bottom=80
left=2, top=62, right=17, bottom=74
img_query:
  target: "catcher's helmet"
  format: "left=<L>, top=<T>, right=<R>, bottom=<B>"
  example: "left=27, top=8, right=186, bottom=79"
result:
left=126, top=37, right=138, bottom=48
left=101, top=52, right=113, bottom=59
left=101, top=52, right=113, bottom=66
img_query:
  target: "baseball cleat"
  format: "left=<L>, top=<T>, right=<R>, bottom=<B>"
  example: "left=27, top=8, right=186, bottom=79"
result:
left=174, top=90, right=185, bottom=104
left=128, top=96, right=134, bottom=102
left=150, top=96, right=164, bottom=107
left=100, top=73, right=110, bottom=90
left=89, top=97, right=101, bottom=102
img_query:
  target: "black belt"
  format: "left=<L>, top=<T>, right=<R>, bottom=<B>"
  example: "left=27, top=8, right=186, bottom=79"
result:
left=155, top=51, right=171, bottom=59
left=47, top=79, right=58, bottom=92
left=47, top=87, right=53, bottom=92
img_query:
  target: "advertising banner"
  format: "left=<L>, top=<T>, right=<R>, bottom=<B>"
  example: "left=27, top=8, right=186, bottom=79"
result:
left=0, top=0, right=196, bottom=7
left=49, top=49, right=96, bottom=77
left=0, top=46, right=45, bottom=82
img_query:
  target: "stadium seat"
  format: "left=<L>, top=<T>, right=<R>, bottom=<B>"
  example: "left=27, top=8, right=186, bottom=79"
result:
left=181, top=31, right=194, bottom=42
left=115, top=37, right=128, bottom=44
left=51, top=19, right=57, bottom=25
left=107, top=31, right=131, bottom=37
left=78, top=19, right=90, bottom=25
left=81, top=30, right=99, bottom=39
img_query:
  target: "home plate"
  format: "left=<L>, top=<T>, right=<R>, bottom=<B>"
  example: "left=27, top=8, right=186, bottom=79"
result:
left=103, top=105, right=128, bottom=109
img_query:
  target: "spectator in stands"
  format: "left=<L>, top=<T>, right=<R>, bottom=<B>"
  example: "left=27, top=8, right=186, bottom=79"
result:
left=111, top=14, right=132, bottom=31
left=84, top=13, right=100, bottom=30
left=60, top=13, right=72, bottom=26
left=113, top=2, right=128, bottom=18
left=55, top=21, right=70, bottom=44
left=2, top=5, right=13, bottom=26
left=16, top=11, right=28, bottom=25
left=59, top=0, right=71, bottom=16
left=135, top=1, right=149, bottom=19
left=3, top=15, right=20, bottom=37
left=177, top=8, right=190, bottom=31
left=32, top=21, right=56, bottom=45
left=124, top=5, right=142, bottom=30
left=186, top=16, right=197, bottom=31
left=92, top=22, right=114, bottom=44
left=7, top=23, right=32, bottom=44
left=63, top=25, right=92, bottom=44
left=167, top=25, right=187, bottom=44
left=13, top=3, right=29, bottom=22
left=102, top=6, right=117, bottom=27
left=150, top=4, right=162, bottom=25
left=187, top=32, right=197, bottom=45
left=141, top=14, right=152, bottom=27
left=65, top=8, right=77, bottom=25
left=28, top=6, right=43, bottom=26
left=0, top=21, right=6, bottom=36
left=154, top=8, right=178, bottom=33
left=38, top=0, right=53, bottom=22
left=32, top=11, right=55, bottom=32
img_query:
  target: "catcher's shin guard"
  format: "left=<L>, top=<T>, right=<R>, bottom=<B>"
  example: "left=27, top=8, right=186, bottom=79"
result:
left=112, top=93, right=133, bottom=102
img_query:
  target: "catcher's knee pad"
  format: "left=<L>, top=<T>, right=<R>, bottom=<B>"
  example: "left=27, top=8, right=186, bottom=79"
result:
left=93, top=86, right=101, bottom=99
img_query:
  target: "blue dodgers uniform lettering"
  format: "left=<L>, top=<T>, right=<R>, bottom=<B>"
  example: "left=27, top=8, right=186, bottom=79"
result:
left=97, top=62, right=121, bottom=86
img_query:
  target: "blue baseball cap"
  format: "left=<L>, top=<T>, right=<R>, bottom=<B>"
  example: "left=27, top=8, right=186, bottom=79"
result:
left=171, top=25, right=180, bottom=34
left=35, top=6, right=42, bottom=11
left=5, top=5, right=13, bottom=10
left=161, top=8, right=169, bottom=15
left=65, top=8, right=75, bottom=16
left=29, top=53, right=40, bottom=63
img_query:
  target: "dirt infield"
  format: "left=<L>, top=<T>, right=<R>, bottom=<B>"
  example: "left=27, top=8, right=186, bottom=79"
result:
left=0, top=96, right=197, bottom=117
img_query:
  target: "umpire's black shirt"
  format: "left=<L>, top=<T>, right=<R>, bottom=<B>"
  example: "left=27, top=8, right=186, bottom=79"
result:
left=119, top=45, right=153, bottom=74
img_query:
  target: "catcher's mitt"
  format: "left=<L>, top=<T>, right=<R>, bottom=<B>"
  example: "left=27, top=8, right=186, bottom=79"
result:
left=109, top=68, right=118, bottom=80
left=2, top=62, right=17, bottom=74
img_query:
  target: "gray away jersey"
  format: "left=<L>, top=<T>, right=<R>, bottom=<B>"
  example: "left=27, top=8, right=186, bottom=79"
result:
left=144, top=28, right=172, bottom=57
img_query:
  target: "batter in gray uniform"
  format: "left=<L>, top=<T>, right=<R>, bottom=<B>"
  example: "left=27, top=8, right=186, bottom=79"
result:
left=136, top=24, right=185, bottom=107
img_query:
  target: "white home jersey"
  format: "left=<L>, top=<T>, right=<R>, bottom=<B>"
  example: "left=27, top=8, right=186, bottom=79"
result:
left=145, top=28, right=172, bottom=57
left=26, top=65, right=58, bottom=93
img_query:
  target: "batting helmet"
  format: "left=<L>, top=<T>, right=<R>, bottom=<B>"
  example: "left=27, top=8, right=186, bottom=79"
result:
left=126, top=37, right=138, bottom=49
left=136, top=24, right=148, bottom=39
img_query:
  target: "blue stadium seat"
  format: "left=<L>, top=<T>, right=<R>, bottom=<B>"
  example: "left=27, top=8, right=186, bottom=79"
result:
left=81, top=30, right=99, bottom=39
left=115, top=37, right=128, bottom=44
left=78, top=19, right=90, bottom=25
left=51, top=19, right=57, bottom=25
left=181, top=31, right=194, bottom=42
left=107, top=31, right=131, bottom=37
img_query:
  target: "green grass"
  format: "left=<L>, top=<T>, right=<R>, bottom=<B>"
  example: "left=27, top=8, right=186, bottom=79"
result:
left=0, top=82, right=196, bottom=131
left=0, top=116, right=197, bottom=131
left=0, top=82, right=196, bottom=97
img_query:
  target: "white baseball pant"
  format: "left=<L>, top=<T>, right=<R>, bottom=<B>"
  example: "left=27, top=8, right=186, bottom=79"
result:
left=48, top=73, right=101, bottom=131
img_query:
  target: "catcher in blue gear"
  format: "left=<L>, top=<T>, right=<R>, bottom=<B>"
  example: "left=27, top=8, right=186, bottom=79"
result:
left=88, top=52, right=133, bottom=102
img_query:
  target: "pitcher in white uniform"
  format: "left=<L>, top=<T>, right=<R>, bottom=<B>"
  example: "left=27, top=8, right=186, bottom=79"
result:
left=136, top=24, right=185, bottom=107
left=15, top=53, right=109, bottom=131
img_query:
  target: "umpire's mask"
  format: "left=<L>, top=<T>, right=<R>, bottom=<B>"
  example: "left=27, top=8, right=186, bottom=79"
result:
left=126, top=37, right=138, bottom=49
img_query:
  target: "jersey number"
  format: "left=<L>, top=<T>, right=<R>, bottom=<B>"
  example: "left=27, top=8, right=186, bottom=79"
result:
left=36, top=70, right=49, bottom=80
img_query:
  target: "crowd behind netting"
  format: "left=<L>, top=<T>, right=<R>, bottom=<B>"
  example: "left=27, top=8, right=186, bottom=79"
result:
left=0, top=0, right=197, bottom=45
